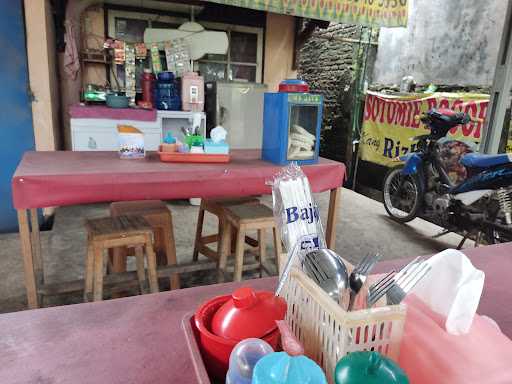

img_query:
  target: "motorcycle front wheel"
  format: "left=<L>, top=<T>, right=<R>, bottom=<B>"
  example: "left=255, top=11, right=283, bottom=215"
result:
left=382, top=166, right=423, bottom=223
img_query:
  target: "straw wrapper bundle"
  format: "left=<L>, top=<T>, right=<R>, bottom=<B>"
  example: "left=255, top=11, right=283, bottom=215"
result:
left=271, top=163, right=326, bottom=252
left=271, top=163, right=326, bottom=295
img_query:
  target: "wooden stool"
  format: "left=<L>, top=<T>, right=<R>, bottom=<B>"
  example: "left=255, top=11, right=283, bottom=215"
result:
left=110, top=200, right=179, bottom=290
left=193, top=197, right=260, bottom=267
left=222, top=203, right=284, bottom=282
left=84, top=216, right=159, bottom=302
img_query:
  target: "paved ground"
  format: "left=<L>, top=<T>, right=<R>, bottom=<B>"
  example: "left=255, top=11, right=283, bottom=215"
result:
left=0, top=189, right=474, bottom=313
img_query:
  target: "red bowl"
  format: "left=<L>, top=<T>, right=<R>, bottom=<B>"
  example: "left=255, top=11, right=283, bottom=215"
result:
left=194, top=295, right=281, bottom=380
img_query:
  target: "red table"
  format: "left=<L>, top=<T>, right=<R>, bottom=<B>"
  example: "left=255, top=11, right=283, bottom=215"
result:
left=12, top=150, right=346, bottom=309
left=0, top=244, right=510, bottom=384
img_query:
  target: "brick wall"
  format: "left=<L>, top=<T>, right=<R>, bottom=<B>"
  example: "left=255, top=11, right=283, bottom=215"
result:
left=298, top=23, right=371, bottom=164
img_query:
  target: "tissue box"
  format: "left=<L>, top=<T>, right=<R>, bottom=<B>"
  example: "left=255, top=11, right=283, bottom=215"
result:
left=118, top=125, right=145, bottom=159
left=204, top=139, right=229, bottom=154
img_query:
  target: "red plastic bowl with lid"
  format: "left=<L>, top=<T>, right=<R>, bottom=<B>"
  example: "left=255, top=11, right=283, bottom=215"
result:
left=211, top=287, right=287, bottom=340
left=194, top=288, right=287, bottom=380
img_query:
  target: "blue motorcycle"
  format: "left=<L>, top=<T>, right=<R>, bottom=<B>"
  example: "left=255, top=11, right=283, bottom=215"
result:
left=382, top=108, right=512, bottom=245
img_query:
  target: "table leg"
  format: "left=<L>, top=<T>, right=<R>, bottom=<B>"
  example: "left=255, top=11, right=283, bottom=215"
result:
left=30, top=209, right=44, bottom=288
left=165, top=214, right=180, bottom=290
left=217, top=219, right=231, bottom=283
left=17, top=209, right=38, bottom=309
left=326, top=187, right=341, bottom=250
left=193, top=201, right=205, bottom=262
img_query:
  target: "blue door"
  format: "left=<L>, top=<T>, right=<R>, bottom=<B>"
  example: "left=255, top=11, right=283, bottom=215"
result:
left=0, top=1, right=35, bottom=232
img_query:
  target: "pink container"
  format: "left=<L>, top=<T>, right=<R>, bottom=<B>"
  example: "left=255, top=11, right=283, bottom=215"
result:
left=181, top=72, right=204, bottom=112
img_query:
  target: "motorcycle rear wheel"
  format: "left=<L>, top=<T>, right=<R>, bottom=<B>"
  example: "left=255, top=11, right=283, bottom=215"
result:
left=382, top=166, right=423, bottom=223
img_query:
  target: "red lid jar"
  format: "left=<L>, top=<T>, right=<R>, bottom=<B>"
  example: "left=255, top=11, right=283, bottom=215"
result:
left=278, top=79, right=310, bottom=93
left=211, top=287, right=287, bottom=340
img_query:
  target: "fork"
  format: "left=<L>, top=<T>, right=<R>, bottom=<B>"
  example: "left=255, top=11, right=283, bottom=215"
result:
left=386, top=261, right=431, bottom=305
left=347, top=253, right=381, bottom=311
left=367, top=256, right=428, bottom=307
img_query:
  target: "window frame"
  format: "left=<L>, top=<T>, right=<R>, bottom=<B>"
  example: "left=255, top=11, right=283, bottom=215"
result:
left=107, top=9, right=264, bottom=85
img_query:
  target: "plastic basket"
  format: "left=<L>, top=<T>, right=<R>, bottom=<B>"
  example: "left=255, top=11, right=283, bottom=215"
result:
left=278, top=268, right=406, bottom=383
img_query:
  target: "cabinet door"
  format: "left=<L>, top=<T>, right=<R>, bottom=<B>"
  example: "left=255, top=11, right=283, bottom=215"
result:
left=73, top=130, right=119, bottom=151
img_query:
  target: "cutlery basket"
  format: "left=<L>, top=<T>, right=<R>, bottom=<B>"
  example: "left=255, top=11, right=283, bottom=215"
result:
left=278, top=268, right=406, bottom=383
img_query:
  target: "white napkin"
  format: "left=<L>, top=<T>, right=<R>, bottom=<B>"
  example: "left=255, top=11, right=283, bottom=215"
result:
left=411, top=249, right=485, bottom=335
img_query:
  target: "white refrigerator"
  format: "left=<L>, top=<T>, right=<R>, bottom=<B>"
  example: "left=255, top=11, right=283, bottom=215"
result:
left=205, top=81, right=267, bottom=149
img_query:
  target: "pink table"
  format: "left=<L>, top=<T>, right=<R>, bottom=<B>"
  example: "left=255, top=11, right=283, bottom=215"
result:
left=12, top=150, right=346, bottom=308
left=0, top=244, right=510, bottom=384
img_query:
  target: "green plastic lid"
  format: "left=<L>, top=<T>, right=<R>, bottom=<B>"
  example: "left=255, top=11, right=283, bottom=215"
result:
left=334, top=352, right=409, bottom=384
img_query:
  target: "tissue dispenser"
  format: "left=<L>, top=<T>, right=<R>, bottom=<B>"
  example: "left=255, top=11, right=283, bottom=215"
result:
left=204, top=139, right=229, bottom=155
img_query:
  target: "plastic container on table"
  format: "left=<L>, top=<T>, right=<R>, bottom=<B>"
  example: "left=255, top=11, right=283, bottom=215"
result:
left=226, top=338, right=273, bottom=384
left=182, top=72, right=204, bottom=112
left=211, top=287, right=287, bottom=341
left=278, top=268, right=406, bottom=384
left=157, top=148, right=230, bottom=163
left=253, top=351, right=327, bottom=384
left=194, top=293, right=282, bottom=380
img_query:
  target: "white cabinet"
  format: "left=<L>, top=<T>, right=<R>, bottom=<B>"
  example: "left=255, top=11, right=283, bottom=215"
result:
left=71, top=118, right=161, bottom=151
left=70, top=112, right=206, bottom=152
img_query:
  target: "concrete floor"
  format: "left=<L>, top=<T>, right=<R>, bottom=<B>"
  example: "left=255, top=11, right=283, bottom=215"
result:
left=0, top=189, right=474, bottom=313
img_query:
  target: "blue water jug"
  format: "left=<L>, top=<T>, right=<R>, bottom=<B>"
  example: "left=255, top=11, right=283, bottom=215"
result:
left=154, top=71, right=181, bottom=110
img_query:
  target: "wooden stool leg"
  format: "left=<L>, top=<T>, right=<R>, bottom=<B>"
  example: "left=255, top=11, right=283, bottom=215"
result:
left=93, top=246, right=105, bottom=302
left=134, top=245, right=147, bottom=294
left=84, top=240, right=95, bottom=302
left=110, top=246, right=129, bottom=299
left=145, top=238, right=160, bottom=294
left=111, top=247, right=128, bottom=273
left=233, top=227, right=246, bottom=282
left=193, top=202, right=205, bottom=261
left=273, top=227, right=284, bottom=276
left=164, top=214, right=180, bottom=290
left=258, top=229, right=266, bottom=278
left=217, top=220, right=231, bottom=283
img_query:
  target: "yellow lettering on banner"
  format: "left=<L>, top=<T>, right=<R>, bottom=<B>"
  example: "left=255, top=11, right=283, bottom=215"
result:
left=358, top=91, right=502, bottom=167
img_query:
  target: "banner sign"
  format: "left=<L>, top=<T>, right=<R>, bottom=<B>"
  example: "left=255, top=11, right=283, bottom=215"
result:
left=205, top=0, right=408, bottom=28
left=360, top=91, right=491, bottom=167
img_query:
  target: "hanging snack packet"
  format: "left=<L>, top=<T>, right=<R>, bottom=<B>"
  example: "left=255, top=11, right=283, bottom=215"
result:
left=151, top=43, right=162, bottom=74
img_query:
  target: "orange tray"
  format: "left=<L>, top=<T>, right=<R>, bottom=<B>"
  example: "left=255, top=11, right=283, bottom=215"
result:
left=157, top=151, right=230, bottom=163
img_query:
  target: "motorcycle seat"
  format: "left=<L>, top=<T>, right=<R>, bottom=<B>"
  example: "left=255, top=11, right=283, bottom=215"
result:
left=431, top=108, right=468, bottom=125
left=460, top=153, right=512, bottom=168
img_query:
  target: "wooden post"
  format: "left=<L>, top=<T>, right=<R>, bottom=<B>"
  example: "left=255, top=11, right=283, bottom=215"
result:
left=17, top=209, right=38, bottom=309
left=326, top=187, right=341, bottom=249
